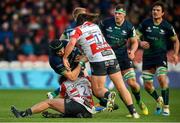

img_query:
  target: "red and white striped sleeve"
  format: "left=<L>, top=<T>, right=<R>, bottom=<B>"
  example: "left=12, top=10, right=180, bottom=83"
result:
left=70, top=27, right=83, bottom=40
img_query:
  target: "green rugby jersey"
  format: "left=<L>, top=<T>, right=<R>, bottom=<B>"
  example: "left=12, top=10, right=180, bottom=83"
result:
left=137, top=18, right=176, bottom=57
left=99, top=17, right=136, bottom=59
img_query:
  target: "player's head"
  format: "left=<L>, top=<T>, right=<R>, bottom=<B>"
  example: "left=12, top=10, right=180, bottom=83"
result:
left=49, top=39, right=66, bottom=56
left=114, top=4, right=126, bottom=24
left=76, top=13, right=99, bottom=26
left=151, top=1, right=165, bottom=19
left=72, top=7, right=87, bottom=21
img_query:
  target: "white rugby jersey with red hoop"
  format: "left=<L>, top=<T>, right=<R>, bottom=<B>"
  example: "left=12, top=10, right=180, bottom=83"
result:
left=70, top=21, right=116, bottom=62
left=60, top=77, right=95, bottom=114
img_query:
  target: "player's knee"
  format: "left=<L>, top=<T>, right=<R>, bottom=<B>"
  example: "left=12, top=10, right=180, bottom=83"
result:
left=92, top=88, right=102, bottom=98
left=45, top=99, right=52, bottom=107
left=157, top=75, right=167, bottom=83
left=123, top=70, right=136, bottom=82
left=142, top=71, right=154, bottom=83
left=144, top=82, right=153, bottom=91
left=128, top=79, right=140, bottom=90
left=156, top=66, right=167, bottom=77
left=158, top=78, right=169, bottom=88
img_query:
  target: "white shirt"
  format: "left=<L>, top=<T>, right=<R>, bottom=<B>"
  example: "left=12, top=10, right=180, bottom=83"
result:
left=71, top=21, right=116, bottom=62
left=60, top=77, right=95, bottom=114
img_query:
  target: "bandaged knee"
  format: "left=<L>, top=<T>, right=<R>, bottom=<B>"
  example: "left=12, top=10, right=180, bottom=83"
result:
left=142, top=71, right=154, bottom=83
left=156, top=66, right=167, bottom=77
left=123, top=70, right=136, bottom=82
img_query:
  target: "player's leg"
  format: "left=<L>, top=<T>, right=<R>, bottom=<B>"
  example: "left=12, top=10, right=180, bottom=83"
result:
left=90, top=61, right=117, bottom=112
left=91, top=75, right=117, bottom=112
left=143, top=69, right=163, bottom=115
left=107, top=59, right=139, bottom=118
left=42, top=99, right=93, bottom=118
left=156, top=66, right=170, bottom=116
left=109, top=71, right=139, bottom=118
left=91, top=75, right=108, bottom=98
left=122, top=68, right=148, bottom=115
left=11, top=98, right=65, bottom=118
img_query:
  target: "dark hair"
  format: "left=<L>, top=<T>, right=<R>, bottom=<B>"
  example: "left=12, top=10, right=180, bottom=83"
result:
left=76, top=13, right=99, bottom=26
left=115, top=4, right=126, bottom=12
left=152, top=1, right=165, bottom=12
left=49, top=39, right=65, bottom=53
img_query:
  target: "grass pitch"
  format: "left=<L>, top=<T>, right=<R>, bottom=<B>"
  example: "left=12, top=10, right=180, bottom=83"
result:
left=0, top=89, right=180, bottom=122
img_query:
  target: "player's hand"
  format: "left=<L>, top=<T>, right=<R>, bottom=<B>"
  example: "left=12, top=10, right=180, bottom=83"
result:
left=128, top=50, right=135, bottom=60
left=75, top=55, right=88, bottom=62
left=140, top=41, right=150, bottom=49
left=172, top=54, right=179, bottom=65
left=63, top=57, right=71, bottom=71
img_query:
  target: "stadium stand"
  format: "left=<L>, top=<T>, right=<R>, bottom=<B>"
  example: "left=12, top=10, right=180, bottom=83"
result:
left=0, top=0, right=179, bottom=69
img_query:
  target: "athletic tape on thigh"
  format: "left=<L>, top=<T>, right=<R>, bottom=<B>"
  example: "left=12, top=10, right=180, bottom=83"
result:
left=123, top=70, right=136, bottom=82
left=142, top=71, right=154, bottom=83
left=156, top=66, right=167, bottom=76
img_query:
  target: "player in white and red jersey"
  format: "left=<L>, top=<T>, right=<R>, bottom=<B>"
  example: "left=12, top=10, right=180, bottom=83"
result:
left=10, top=40, right=95, bottom=118
left=60, top=77, right=95, bottom=114
left=70, top=21, right=116, bottom=62
left=11, top=77, right=95, bottom=118
left=63, top=13, right=140, bottom=118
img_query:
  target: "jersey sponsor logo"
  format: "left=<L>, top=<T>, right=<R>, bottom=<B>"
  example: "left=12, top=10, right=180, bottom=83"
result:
left=153, top=26, right=159, bottom=29
left=147, top=35, right=158, bottom=40
left=160, top=29, right=165, bottom=35
left=105, top=59, right=115, bottom=67
left=90, top=43, right=111, bottom=55
left=115, top=26, right=120, bottom=29
left=106, top=27, right=113, bottom=32
left=146, top=27, right=152, bottom=32
left=101, top=50, right=113, bottom=56
left=121, top=30, right=127, bottom=35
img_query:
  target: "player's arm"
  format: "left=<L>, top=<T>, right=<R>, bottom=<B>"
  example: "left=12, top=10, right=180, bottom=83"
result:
left=129, top=27, right=138, bottom=53
left=61, top=57, right=86, bottom=81
left=127, top=26, right=138, bottom=60
left=62, top=63, right=82, bottom=81
left=129, top=37, right=138, bottom=52
left=63, top=28, right=82, bottom=69
left=64, top=37, right=77, bottom=59
left=136, top=29, right=150, bottom=49
left=128, top=37, right=138, bottom=60
left=170, top=35, right=179, bottom=65
left=63, top=37, right=77, bottom=70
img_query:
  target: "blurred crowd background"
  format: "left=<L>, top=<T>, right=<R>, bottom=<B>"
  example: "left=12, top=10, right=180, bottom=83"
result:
left=0, top=0, right=179, bottom=63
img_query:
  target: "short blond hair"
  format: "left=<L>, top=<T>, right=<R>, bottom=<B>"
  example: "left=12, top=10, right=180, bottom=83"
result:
left=72, top=7, right=86, bottom=20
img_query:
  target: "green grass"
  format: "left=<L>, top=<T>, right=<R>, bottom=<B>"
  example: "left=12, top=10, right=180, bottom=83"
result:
left=0, top=89, right=180, bottom=122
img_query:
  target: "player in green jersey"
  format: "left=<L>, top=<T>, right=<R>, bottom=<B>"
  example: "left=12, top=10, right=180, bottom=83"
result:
left=99, top=4, right=148, bottom=116
left=136, top=1, right=179, bottom=116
